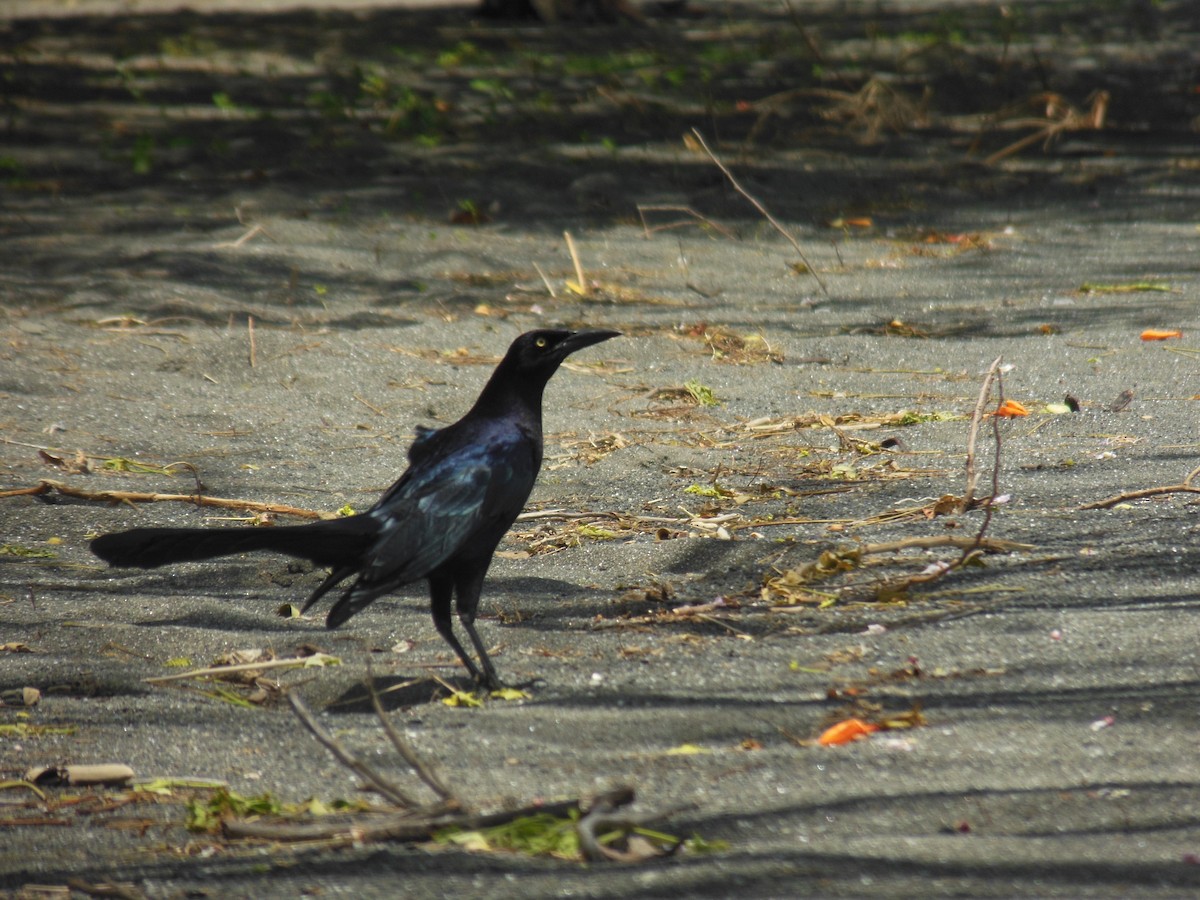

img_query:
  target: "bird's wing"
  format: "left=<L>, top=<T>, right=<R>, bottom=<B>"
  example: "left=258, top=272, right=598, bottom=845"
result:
left=357, top=436, right=534, bottom=590
left=363, top=465, right=490, bottom=587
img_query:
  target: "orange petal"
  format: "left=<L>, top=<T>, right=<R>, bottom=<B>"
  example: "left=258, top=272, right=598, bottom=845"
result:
left=1140, top=329, right=1182, bottom=341
left=817, top=718, right=879, bottom=746
left=994, top=400, right=1029, bottom=418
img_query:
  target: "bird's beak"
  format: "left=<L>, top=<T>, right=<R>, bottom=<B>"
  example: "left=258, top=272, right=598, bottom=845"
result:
left=559, top=329, right=621, bottom=357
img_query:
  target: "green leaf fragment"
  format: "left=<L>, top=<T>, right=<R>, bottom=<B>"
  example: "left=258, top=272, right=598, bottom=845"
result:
left=0, top=544, right=57, bottom=558
left=683, top=380, right=719, bottom=407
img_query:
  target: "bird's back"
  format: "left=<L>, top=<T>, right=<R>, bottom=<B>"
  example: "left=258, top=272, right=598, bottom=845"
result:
left=356, top=416, right=541, bottom=589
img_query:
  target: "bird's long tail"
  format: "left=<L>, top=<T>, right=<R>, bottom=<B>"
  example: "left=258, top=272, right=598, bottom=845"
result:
left=91, top=518, right=375, bottom=570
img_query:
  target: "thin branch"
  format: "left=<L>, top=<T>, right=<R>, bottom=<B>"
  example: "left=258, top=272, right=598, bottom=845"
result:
left=689, top=128, right=826, bottom=294
left=365, top=673, right=458, bottom=804
left=858, top=535, right=1032, bottom=555
left=1080, top=464, right=1200, bottom=510
left=287, top=691, right=421, bottom=809
left=0, top=479, right=336, bottom=520
left=858, top=367, right=1014, bottom=600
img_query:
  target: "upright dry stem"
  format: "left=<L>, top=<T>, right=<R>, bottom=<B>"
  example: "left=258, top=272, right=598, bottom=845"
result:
left=961, top=356, right=1003, bottom=512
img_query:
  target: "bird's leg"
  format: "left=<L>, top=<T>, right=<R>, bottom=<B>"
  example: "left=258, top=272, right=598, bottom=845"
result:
left=453, top=567, right=504, bottom=691
left=459, top=616, right=503, bottom=691
left=428, top=575, right=486, bottom=685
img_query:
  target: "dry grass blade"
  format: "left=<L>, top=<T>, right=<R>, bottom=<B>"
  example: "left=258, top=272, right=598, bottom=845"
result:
left=144, top=653, right=338, bottom=684
left=564, top=230, right=589, bottom=296
left=636, top=204, right=736, bottom=239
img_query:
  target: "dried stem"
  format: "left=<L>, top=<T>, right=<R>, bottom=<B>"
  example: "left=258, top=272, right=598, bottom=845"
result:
left=531, top=261, right=557, bottom=298
left=866, top=365, right=1012, bottom=598
left=961, top=356, right=1003, bottom=513
left=564, top=230, right=589, bottom=296
left=287, top=691, right=421, bottom=809
left=636, top=204, right=736, bottom=239
left=0, top=479, right=335, bottom=520
left=365, top=673, right=458, bottom=804
left=144, top=654, right=338, bottom=684
left=1080, top=464, right=1200, bottom=510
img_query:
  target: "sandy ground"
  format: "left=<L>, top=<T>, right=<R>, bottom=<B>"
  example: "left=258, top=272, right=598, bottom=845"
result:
left=2, top=1, right=1200, bottom=896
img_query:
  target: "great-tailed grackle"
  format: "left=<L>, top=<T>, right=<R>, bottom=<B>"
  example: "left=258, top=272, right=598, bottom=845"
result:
left=91, top=329, right=619, bottom=688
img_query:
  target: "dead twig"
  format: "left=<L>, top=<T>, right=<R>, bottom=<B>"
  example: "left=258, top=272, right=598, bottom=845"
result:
left=766, top=362, right=1022, bottom=605
left=577, top=789, right=682, bottom=863
left=287, top=691, right=423, bottom=809
left=1080, top=464, right=1200, bottom=510
left=975, top=90, right=1110, bottom=166
left=531, top=261, right=557, bottom=298
left=365, top=671, right=457, bottom=804
left=65, top=878, right=145, bottom=900
left=688, top=128, right=826, bottom=295
left=872, top=364, right=1011, bottom=596
left=214, top=222, right=267, bottom=249
left=860, top=535, right=1031, bottom=555
left=1, top=479, right=336, bottom=520
left=222, top=690, right=666, bottom=857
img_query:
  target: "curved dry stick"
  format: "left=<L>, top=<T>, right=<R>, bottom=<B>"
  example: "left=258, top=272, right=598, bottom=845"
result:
left=961, top=356, right=1003, bottom=513
left=287, top=692, right=421, bottom=809
left=0, top=479, right=335, bottom=520
left=365, top=671, right=458, bottom=804
left=1080, top=465, right=1200, bottom=510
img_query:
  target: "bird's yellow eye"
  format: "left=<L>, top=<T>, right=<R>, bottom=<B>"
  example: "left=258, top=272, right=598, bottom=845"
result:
left=535, top=337, right=547, bottom=348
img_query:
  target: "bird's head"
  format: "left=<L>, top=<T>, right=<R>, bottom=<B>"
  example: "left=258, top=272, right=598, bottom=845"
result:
left=504, top=329, right=621, bottom=377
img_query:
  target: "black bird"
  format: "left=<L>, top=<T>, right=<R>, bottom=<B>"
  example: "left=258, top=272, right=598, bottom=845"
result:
left=91, top=329, right=620, bottom=688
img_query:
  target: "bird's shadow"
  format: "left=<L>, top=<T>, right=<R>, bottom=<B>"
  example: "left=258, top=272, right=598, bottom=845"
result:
left=325, top=673, right=477, bottom=713
left=324, top=670, right=545, bottom=713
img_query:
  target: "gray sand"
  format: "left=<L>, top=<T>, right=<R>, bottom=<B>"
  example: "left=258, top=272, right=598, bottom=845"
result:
left=2, top=1, right=1199, bottom=896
